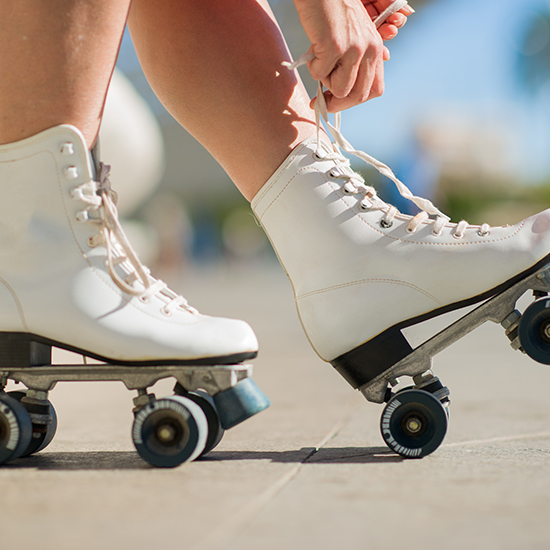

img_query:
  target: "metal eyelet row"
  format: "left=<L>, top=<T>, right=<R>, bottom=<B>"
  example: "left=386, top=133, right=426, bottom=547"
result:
left=62, top=144, right=80, bottom=221
left=137, top=295, right=174, bottom=317
left=381, top=223, right=488, bottom=239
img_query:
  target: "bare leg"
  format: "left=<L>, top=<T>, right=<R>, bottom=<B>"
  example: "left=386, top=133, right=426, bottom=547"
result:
left=0, top=0, right=131, bottom=147
left=128, top=0, right=319, bottom=201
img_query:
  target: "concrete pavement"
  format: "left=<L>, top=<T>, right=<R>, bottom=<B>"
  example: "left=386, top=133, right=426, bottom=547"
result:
left=1, top=264, right=549, bottom=550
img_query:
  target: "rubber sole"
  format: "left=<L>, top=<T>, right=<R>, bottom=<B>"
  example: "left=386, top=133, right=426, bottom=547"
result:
left=0, top=332, right=257, bottom=369
left=331, top=252, right=550, bottom=389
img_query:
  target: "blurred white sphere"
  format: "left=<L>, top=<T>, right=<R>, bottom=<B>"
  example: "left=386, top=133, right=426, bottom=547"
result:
left=99, top=69, right=165, bottom=217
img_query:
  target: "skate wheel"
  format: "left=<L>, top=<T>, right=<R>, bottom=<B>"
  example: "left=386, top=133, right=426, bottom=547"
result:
left=7, top=391, right=57, bottom=457
left=185, top=391, right=225, bottom=457
left=132, top=395, right=208, bottom=467
left=0, top=393, right=33, bottom=464
left=380, top=389, right=448, bottom=459
left=519, top=298, right=550, bottom=365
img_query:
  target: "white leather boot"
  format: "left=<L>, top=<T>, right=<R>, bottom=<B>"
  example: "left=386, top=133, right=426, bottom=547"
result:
left=0, top=125, right=258, bottom=365
left=252, top=102, right=550, bottom=390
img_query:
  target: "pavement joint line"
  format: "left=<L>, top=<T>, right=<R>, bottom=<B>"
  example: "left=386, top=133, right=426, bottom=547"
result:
left=442, top=431, right=550, bottom=448
left=190, top=397, right=359, bottom=550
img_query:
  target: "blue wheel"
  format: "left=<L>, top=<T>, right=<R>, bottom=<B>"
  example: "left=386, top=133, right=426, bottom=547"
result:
left=8, top=391, right=57, bottom=457
left=0, top=393, right=33, bottom=464
left=518, top=298, right=550, bottom=365
left=173, top=384, right=225, bottom=457
left=185, top=391, right=224, bottom=457
left=132, top=396, right=208, bottom=467
left=380, top=389, right=448, bottom=458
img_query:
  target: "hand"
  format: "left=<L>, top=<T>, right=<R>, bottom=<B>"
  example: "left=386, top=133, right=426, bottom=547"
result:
left=364, top=0, right=411, bottom=41
left=292, top=0, right=412, bottom=112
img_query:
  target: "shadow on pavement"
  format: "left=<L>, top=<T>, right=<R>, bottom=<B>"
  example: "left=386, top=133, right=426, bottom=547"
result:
left=206, top=447, right=403, bottom=464
left=4, top=446, right=402, bottom=470
left=7, top=451, right=151, bottom=470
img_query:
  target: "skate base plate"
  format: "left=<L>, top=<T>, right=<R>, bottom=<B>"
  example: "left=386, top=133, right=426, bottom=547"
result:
left=1, top=363, right=252, bottom=394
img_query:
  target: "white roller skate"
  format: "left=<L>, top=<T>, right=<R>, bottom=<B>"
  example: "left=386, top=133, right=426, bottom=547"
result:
left=252, top=86, right=550, bottom=458
left=0, top=125, right=269, bottom=467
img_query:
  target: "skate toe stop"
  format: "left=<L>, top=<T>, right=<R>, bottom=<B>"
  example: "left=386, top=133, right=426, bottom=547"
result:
left=213, top=379, right=270, bottom=430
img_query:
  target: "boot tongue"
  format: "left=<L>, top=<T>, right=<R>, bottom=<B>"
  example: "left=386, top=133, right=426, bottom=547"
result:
left=89, top=138, right=101, bottom=181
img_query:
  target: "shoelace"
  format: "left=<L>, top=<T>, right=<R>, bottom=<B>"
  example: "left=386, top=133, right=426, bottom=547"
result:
left=313, top=82, right=456, bottom=236
left=71, top=163, right=198, bottom=316
left=284, top=56, right=492, bottom=239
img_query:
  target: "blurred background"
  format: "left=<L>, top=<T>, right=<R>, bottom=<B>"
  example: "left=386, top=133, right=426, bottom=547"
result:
left=102, top=0, right=550, bottom=281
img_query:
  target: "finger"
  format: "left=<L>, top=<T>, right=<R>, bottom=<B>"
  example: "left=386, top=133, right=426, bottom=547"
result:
left=324, top=54, right=384, bottom=112
left=322, top=49, right=362, bottom=99
left=365, top=54, right=385, bottom=101
left=305, top=43, right=332, bottom=81
left=363, top=0, right=395, bottom=17
left=378, top=23, right=398, bottom=40
left=363, top=2, right=379, bottom=19
left=366, top=1, right=414, bottom=20
left=372, top=0, right=413, bottom=15
left=387, top=13, right=407, bottom=28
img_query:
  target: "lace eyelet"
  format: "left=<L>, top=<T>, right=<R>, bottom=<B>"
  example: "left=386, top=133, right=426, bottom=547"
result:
left=406, top=226, right=417, bottom=235
left=478, top=230, right=490, bottom=237
left=359, top=201, right=371, bottom=211
left=64, top=166, right=79, bottom=180
left=328, top=168, right=341, bottom=179
left=313, top=151, right=325, bottom=161
left=380, top=219, right=393, bottom=229
left=139, top=296, right=150, bottom=304
left=60, top=143, right=75, bottom=156
left=70, top=187, right=84, bottom=200
left=431, top=230, right=443, bottom=237
left=161, top=307, right=173, bottom=317
left=87, top=236, right=98, bottom=248
left=76, top=211, right=89, bottom=223
left=452, top=232, right=465, bottom=240
left=343, top=182, right=357, bottom=195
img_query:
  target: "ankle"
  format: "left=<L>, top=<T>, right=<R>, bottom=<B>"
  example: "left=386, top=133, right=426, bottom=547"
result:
left=244, top=122, right=329, bottom=203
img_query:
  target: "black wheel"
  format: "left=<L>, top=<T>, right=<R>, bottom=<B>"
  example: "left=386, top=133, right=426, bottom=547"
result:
left=380, top=389, right=448, bottom=458
left=0, top=393, right=33, bottom=464
left=518, top=298, right=550, bottom=364
left=132, top=395, right=208, bottom=467
left=186, top=391, right=225, bottom=457
left=8, top=391, right=57, bottom=457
